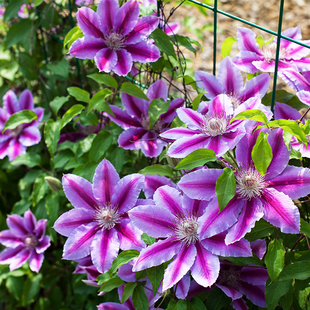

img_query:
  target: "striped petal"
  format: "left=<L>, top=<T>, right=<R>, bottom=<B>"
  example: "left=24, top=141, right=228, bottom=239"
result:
left=97, top=0, right=119, bottom=36
left=19, top=89, right=34, bottom=110
left=3, top=90, right=20, bottom=115
left=114, top=49, right=133, bottom=76
left=77, top=7, right=102, bottom=38
left=69, top=37, right=107, bottom=59
left=19, top=126, right=41, bottom=146
left=195, top=71, right=223, bottom=100
left=126, top=40, right=160, bottom=63
left=95, top=48, right=118, bottom=73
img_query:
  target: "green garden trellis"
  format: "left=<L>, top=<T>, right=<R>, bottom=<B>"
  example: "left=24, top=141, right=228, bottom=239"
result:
left=185, top=0, right=310, bottom=112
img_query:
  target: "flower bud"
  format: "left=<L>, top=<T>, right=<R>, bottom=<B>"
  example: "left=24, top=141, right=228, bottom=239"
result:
left=45, top=176, right=62, bottom=191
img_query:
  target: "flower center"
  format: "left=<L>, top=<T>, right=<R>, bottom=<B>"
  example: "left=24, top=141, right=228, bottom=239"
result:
left=235, top=167, right=266, bottom=199
left=201, top=117, right=228, bottom=137
left=24, top=235, right=38, bottom=249
left=95, top=203, right=120, bottom=229
left=105, top=33, right=125, bottom=50
left=175, top=216, right=199, bottom=246
left=8, top=125, right=23, bottom=137
left=218, top=267, right=241, bottom=289
left=228, top=95, right=241, bottom=110
left=262, top=42, right=289, bottom=63
left=140, top=115, right=150, bottom=130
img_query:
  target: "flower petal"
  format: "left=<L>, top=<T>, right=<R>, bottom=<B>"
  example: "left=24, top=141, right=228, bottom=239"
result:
left=8, top=248, right=30, bottom=271
left=19, top=89, right=34, bottom=110
left=113, top=0, right=140, bottom=36
left=98, top=302, right=129, bottom=310
left=143, top=174, right=176, bottom=199
left=114, top=49, right=132, bottom=76
left=191, top=242, right=219, bottom=287
left=125, top=41, right=160, bottom=63
left=36, top=235, right=50, bottom=254
left=0, top=246, right=23, bottom=264
left=261, top=188, right=300, bottom=234
left=7, top=137, right=26, bottom=161
left=177, top=107, right=205, bottom=130
left=91, top=228, right=119, bottom=273
left=153, top=185, right=183, bottom=216
left=95, top=48, right=118, bottom=73
left=111, top=174, right=144, bottom=214
left=7, top=214, right=27, bottom=237
left=267, top=166, right=310, bottom=199
left=274, top=102, right=301, bottom=121
left=129, top=203, right=175, bottom=238
left=233, top=51, right=263, bottom=74
left=160, top=127, right=197, bottom=140
left=108, top=105, right=141, bottom=129
left=93, top=159, right=120, bottom=205
left=178, top=168, right=222, bottom=201
left=237, top=27, right=261, bottom=54
left=240, top=266, right=268, bottom=286
left=278, top=69, right=310, bottom=92
left=175, top=273, right=190, bottom=299
left=195, top=71, right=223, bottom=100
left=77, top=7, right=102, bottom=38
left=202, top=232, right=252, bottom=257
left=121, top=92, right=148, bottom=119
left=28, top=251, right=44, bottom=273
left=216, top=284, right=242, bottom=300
left=3, top=90, right=20, bottom=115
left=162, top=244, right=196, bottom=291
left=225, top=198, right=264, bottom=244
left=118, top=127, right=148, bottom=150
left=237, top=283, right=266, bottom=307
left=53, top=208, right=94, bottom=237
left=115, top=219, right=145, bottom=251
left=0, top=230, right=23, bottom=248
left=19, top=126, right=41, bottom=146
left=62, top=174, right=98, bottom=210
left=146, top=79, right=168, bottom=101
left=133, top=237, right=182, bottom=271
left=24, top=209, right=36, bottom=233
left=297, top=90, right=310, bottom=106
left=69, top=37, right=107, bottom=59
left=140, top=131, right=166, bottom=158
left=63, top=223, right=100, bottom=260
left=97, top=0, right=119, bottom=36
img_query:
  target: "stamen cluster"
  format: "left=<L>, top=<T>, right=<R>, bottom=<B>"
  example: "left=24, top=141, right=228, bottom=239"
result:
left=95, top=203, right=120, bottom=230
left=174, top=216, right=199, bottom=246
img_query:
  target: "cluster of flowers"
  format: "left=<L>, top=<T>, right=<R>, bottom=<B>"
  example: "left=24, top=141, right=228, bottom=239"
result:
left=1, top=0, right=310, bottom=308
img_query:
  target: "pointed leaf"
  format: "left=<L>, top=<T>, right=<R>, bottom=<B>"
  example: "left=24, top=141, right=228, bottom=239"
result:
left=221, top=37, right=237, bottom=58
left=265, top=239, right=285, bottom=281
left=3, top=110, right=37, bottom=133
left=3, top=0, right=26, bottom=22
left=188, top=298, right=207, bottom=310
left=148, top=98, right=170, bottom=129
left=122, top=282, right=137, bottom=303
left=64, top=26, right=83, bottom=49
left=88, top=89, right=113, bottom=115
left=146, top=264, right=165, bottom=295
left=44, top=119, right=61, bottom=158
left=139, top=165, right=174, bottom=178
left=88, top=73, right=118, bottom=88
left=176, top=300, right=187, bottom=310
left=132, top=285, right=149, bottom=310
left=89, top=131, right=113, bottom=162
left=215, top=167, right=236, bottom=211
left=149, top=29, right=177, bottom=59
left=99, top=276, right=124, bottom=292
left=67, top=87, right=90, bottom=103
left=245, top=219, right=274, bottom=242
left=277, top=261, right=310, bottom=282
left=174, top=148, right=217, bottom=170
left=252, top=131, right=273, bottom=176
left=231, top=109, right=267, bottom=124
left=265, top=278, right=292, bottom=310
left=121, top=83, right=149, bottom=100
left=4, top=20, right=32, bottom=50
left=60, top=104, right=85, bottom=130
left=11, top=153, right=41, bottom=168
left=50, top=96, right=69, bottom=115
left=109, top=250, right=140, bottom=276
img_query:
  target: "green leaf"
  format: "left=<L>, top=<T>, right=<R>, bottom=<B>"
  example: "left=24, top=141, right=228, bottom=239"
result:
left=79, top=111, right=98, bottom=126
left=300, top=219, right=310, bottom=238
left=121, top=82, right=149, bottom=100
left=176, top=300, right=187, bottom=310
left=221, top=37, right=237, bottom=58
left=265, top=239, right=285, bottom=281
left=89, top=131, right=113, bottom=162
left=141, top=233, right=156, bottom=245
left=47, top=59, right=69, bottom=79
left=245, top=219, right=274, bottom=242
left=268, top=119, right=307, bottom=144
left=174, top=148, right=216, bottom=170
left=188, top=297, right=207, bottom=310
left=149, top=29, right=177, bottom=59
left=34, top=0, right=45, bottom=6
left=60, top=104, right=85, bottom=130
left=109, top=250, right=140, bottom=276
left=225, top=255, right=263, bottom=267
left=87, top=73, right=118, bottom=88
left=6, top=276, right=24, bottom=301
left=99, top=276, right=124, bottom=292
left=231, top=109, right=268, bottom=124
left=44, top=119, right=61, bottom=158
left=252, top=131, right=273, bottom=176
left=88, top=89, right=113, bottom=115
left=148, top=98, right=170, bottom=129
left=4, top=19, right=32, bottom=49
left=279, top=281, right=294, bottom=310
left=132, top=285, right=149, bottom=310
left=146, top=264, right=165, bottom=295
left=54, top=149, right=74, bottom=169
left=32, top=174, right=48, bottom=205
left=64, top=26, right=83, bottom=49
left=67, top=87, right=90, bottom=103
left=215, top=167, right=236, bottom=212
left=11, top=153, right=41, bottom=168
left=122, top=282, right=137, bottom=303
left=50, top=96, right=69, bottom=115
left=21, top=274, right=42, bottom=306
left=205, top=286, right=232, bottom=310
left=167, top=300, right=178, bottom=310
left=3, top=110, right=37, bottom=133
left=170, top=35, right=202, bottom=55
left=150, top=56, right=165, bottom=72
left=192, top=93, right=205, bottom=110
left=265, top=278, right=292, bottom=310
left=277, top=261, right=310, bottom=282
left=4, top=0, right=26, bottom=22
left=139, top=164, right=174, bottom=178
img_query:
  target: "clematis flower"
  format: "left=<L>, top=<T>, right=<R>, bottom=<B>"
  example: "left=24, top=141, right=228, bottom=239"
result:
left=106, top=79, right=184, bottom=157
left=160, top=94, right=246, bottom=158
left=75, top=0, right=93, bottom=6
left=130, top=186, right=252, bottom=291
left=195, top=57, right=271, bottom=110
left=69, top=0, right=161, bottom=76
left=232, top=26, right=310, bottom=73
left=53, top=159, right=145, bottom=273
left=0, top=89, right=44, bottom=161
left=178, top=128, right=310, bottom=245
left=0, top=210, right=50, bottom=272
